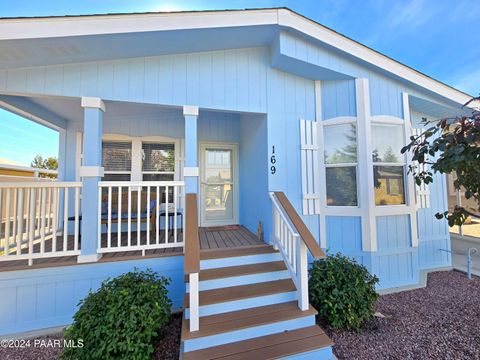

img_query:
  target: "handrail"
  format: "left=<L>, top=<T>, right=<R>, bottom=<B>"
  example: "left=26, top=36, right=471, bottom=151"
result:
left=272, top=192, right=325, bottom=259
left=184, top=193, right=200, bottom=274
left=0, top=181, right=81, bottom=189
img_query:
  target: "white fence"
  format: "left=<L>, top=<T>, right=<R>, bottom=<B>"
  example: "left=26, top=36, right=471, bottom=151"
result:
left=0, top=182, right=81, bottom=265
left=98, top=181, right=185, bottom=255
left=270, top=192, right=309, bottom=311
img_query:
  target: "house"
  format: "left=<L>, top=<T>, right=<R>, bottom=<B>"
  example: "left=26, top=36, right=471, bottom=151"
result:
left=0, top=8, right=474, bottom=359
left=0, top=158, right=57, bottom=180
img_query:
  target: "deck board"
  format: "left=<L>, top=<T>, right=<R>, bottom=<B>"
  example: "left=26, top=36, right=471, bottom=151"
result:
left=0, top=225, right=263, bottom=272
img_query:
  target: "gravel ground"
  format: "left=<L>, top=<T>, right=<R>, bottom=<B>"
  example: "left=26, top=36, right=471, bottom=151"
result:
left=329, top=271, right=480, bottom=360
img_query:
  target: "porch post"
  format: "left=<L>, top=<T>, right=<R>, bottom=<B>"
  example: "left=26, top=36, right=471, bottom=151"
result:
left=183, top=105, right=199, bottom=194
left=78, top=97, right=105, bottom=263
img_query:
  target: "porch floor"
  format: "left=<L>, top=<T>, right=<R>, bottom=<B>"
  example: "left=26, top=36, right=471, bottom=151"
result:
left=0, top=225, right=264, bottom=272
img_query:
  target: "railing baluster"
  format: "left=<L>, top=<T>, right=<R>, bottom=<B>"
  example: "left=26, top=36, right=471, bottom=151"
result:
left=51, top=187, right=58, bottom=253
left=46, top=188, right=51, bottom=232
left=165, top=186, right=169, bottom=244
left=137, top=188, right=141, bottom=246
left=107, top=186, right=112, bottom=249
left=16, top=188, right=24, bottom=255
left=74, top=187, right=80, bottom=251
left=28, top=188, right=36, bottom=265
left=97, top=186, right=102, bottom=251
left=127, top=187, right=132, bottom=247
left=12, top=188, right=17, bottom=249
left=4, top=189, right=10, bottom=256
left=40, top=187, right=46, bottom=254
left=0, top=189, right=3, bottom=244
left=156, top=186, right=160, bottom=245
left=146, top=186, right=151, bottom=245
left=117, top=186, right=122, bottom=248
left=174, top=186, right=178, bottom=244
left=63, top=188, right=69, bottom=251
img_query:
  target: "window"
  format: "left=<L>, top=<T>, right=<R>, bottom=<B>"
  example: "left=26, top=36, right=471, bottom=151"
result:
left=324, top=123, right=358, bottom=206
left=142, top=143, right=175, bottom=181
left=102, top=141, right=132, bottom=181
left=372, top=123, right=406, bottom=205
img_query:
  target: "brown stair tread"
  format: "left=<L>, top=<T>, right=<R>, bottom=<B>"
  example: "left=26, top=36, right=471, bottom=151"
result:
left=182, top=301, right=317, bottom=340
left=182, top=325, right=333, bottom=360
left=200, top=245, right=277, bottom=260
left=184, top=279, right=296, bottom=308
left=185, top=261, right=287, bottom=282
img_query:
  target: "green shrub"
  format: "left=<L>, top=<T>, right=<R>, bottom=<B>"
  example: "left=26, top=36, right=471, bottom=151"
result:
left=309, top=253, right=379, bottom=331
left=63, top=269, right=171, bottom=360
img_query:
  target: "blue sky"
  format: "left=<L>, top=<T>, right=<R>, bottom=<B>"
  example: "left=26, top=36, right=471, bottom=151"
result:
left=0, top=0, right=478, bottom=165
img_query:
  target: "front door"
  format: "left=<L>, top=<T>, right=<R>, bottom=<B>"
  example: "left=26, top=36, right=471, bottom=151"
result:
left=200, top=143, right=238, bottom=227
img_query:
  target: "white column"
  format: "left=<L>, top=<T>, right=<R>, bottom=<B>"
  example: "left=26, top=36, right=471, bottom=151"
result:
left=78, top=97, right=105, bottom=263
left=355, top=78, right=377, bottom=252
left=184, top=105, right=199, bottom=194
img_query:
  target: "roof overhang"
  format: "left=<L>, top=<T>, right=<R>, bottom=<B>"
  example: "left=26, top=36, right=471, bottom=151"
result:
left=0, top=8, right=475, bottom=108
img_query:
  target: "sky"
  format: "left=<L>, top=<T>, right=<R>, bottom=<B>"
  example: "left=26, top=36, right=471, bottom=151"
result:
left=0, top=0, right=478, bottom=165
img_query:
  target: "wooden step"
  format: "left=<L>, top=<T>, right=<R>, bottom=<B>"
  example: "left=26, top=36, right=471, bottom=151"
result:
left=182, top=325, right=333, bottom=360
left=184, top=279, right=296, bottom=308
left=200, top=245, right=277, bottom=260
left=185, top=261, right=287, bottom=282
left=182, top=301, right=317, bottom=340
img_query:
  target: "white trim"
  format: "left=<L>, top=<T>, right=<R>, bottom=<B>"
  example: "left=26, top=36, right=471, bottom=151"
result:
left=315, top=81, right=327, bottom=248
left=77, top=253, right=102, bottom=263
left=355, top=78, right=377, bottom=252
left=199, top=142, right=239, bottom=227
left=79, top=166, right=104, bottom=177
left=322, top=116, right=357, bottom=126
left=81, top=97, right=105, bottom=112
left=183, top=167, right=199, bottom=177
left=371, top=115, right=405, bottom=125
left=0, top=9, right=472, bottom=106
left=183, top=105, right=199, bottom=117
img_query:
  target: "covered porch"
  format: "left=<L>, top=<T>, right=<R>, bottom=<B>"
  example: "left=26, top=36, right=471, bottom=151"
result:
left=0, top=94, right=269, bottom=270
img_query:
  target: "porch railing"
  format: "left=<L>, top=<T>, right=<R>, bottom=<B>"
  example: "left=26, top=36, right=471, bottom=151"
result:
left=0, top=182, right=81, bottom=265
left=270, top=192, right=325, bottom=311
left=98, top=181, right=185, bottom=255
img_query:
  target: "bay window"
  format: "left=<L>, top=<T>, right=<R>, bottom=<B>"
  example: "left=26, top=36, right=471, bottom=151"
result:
left=324, top=123, right=358, bottom=206
left=371, top=123, right=406, bottom=205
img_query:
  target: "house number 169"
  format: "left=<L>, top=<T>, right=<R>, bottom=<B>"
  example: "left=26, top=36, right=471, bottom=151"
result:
left=270, top=146, right=276, bottom=174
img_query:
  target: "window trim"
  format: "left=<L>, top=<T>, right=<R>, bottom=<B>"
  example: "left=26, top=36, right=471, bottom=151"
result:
left=101, top=134, right=179, bottom=182
left=323, top=118, right=360, bottom=208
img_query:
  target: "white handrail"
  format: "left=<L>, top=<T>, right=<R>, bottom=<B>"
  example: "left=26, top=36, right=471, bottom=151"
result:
left=270, top=192, right=309, bottom=311
left=0, top=182, right=81, bottom=265
left=98, top=181, right=185, bottom=255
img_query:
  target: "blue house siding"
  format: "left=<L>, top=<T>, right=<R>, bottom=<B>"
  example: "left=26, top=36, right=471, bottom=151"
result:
left=0, top=255, right=184, bottom=336
left=321, top=80, right=356, bottom=119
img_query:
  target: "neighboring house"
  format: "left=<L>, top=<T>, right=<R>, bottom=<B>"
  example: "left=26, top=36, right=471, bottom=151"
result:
left=0, top=8, right=475, bottom=359
left=0, top=157, right=57, bottom=180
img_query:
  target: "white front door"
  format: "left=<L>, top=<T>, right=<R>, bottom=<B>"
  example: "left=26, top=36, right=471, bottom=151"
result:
left=199, top=143, right=238, bottom=227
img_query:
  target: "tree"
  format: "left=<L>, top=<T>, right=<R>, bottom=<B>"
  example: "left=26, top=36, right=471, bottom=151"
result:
left=31, top=155, right=58, bottom=178
left=401, top=96, right=480, bottom=227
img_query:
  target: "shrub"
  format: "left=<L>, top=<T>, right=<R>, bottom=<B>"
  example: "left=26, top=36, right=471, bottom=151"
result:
left=309, top=253, right=379, bottom=331
left=63, top=269, right=171, bottom=360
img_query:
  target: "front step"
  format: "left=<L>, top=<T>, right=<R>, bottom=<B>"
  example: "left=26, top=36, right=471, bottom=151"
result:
left=185, top=261, right=290, bottom=292
left=184, top=279, right=297, bottom=318
left=182, top=325, right=333, bottom=360
left=200, top=245, right=282, bottom=269
left=182, top=302, right=317, bottom=351
left=182, top=244, right=334, bottom=359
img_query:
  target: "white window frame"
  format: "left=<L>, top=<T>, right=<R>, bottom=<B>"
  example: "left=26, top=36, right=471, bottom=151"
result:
left=371, top=118, right=408, bottom=209
left=102, top=134, right=179, bottom=182
left=141, top=142, right=176, bottom=181
left=323, top=117, right=359, bottom=210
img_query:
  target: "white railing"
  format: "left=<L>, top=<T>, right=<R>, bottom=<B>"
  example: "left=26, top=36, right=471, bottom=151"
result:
left=270, top=192, right=309, bottom=311
left=98, top=181, right=185, bottom=255
left=0, top=182, right=81, bottom=265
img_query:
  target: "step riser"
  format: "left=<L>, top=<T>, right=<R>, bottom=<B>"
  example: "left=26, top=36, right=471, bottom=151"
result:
left=185, top=291, right=297, bottom=319
left=183, top=315, right=316, bottom=352
left=186, top=270, right=291, bottom=292
left=200, top=253, right=282, bottom=270
left=280, top=346, right=334, bottom=359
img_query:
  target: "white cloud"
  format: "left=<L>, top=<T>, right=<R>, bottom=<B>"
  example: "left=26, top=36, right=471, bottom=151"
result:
left=452, top=67, right=480, bottom=96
